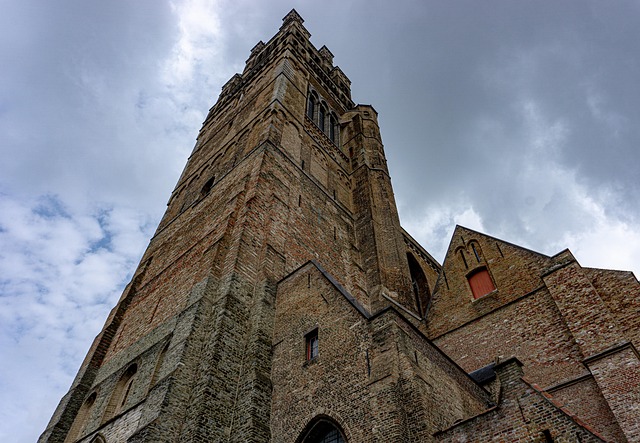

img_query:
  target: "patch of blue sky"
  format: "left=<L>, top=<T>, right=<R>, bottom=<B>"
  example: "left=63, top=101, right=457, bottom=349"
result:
left=32, top=194, right=71, bottom=219
left=83, top=207, right=114, bottom=254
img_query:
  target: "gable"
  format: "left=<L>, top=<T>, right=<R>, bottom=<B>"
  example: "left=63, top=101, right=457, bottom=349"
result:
left=428, top=225, right=558, bottom=336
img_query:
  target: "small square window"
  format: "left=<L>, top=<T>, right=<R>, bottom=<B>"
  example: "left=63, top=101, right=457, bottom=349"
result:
left=306, top=329, right=319, bottom=360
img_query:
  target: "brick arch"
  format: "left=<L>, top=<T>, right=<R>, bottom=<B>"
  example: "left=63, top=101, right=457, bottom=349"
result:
left=149, top=340, right=170, bottom=390
left=467, top=240, right=484, bottom=264
left=295, top=415, right=349, bottom=443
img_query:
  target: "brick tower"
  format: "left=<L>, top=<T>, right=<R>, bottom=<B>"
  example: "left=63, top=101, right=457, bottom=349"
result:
left=39, top=10, right=432, bottom=443
left=40, top=10, right=636, bottom=443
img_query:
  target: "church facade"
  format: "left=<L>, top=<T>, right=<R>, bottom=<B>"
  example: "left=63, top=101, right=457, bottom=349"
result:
left=40, top=11, right=639, bottom=443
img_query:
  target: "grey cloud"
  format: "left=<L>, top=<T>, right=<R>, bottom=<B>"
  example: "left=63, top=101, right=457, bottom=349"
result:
left=2, top=1, right=640, bottom=441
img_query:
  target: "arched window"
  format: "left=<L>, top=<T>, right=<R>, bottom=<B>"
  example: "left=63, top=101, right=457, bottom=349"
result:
left=329, top=113, right=339, bottom=145
left=470, top=241, right=483, bottom=262
left=200, top=176, right=215, bottom=196
left=407, top=253, right=431, bottom=316
left=318, top=104, right=326, bottom=132
left=307, top=94, right=316, bottom=120
left=102, top=363, right=138, bottom=423
left=298, top=418, right=346, bottom=443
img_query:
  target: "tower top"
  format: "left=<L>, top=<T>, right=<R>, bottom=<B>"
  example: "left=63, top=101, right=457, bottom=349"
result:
left=282, top=9, right=304, bottom=27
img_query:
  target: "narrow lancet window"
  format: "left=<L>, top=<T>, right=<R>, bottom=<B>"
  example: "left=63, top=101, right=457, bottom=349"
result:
left=306, top=328, right=319, bottom=360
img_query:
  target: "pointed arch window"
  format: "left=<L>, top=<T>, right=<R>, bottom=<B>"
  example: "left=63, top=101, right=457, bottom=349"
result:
left=299, top=418, right=346, bottom=443
left=329, top=113, right=338, bottom=145
left=150, top=342, right=170, bottom=389
left=306, top=90, right=340, bottom=145
left=318, top=105, right=326, bottom=132
left=407, top=253, right=431, bottom=316
left=307, top=93, right=316, bottom=120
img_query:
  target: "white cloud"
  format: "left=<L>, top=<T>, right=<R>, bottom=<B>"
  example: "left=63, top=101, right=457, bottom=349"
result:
left=0, top=194, right=151, bottom=442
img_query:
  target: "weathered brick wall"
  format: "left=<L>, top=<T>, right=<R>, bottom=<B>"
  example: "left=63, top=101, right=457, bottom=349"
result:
left=585, top=267, right=640, bottom=347
left=271, top=263, right=373, bottom=442
left=433, top=288, right=586, bottom=386
left=543, top=263, right=626, bottom=358
left=428, top=227, right=639, bottom=442
left=272, top=262, right=492, bottom=442
left=427, top=227, right=563, bottom=337
left=435, top=359, right=606, bottom=443
left=550, top=374, right=628, bottom=442
left=586, top=346, right=640, bottom=441
left=392, top=315, right=490, bottom=438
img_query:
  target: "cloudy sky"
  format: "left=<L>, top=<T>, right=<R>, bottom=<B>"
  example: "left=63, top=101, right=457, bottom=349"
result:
left=1, top=1, right=639, bottom=441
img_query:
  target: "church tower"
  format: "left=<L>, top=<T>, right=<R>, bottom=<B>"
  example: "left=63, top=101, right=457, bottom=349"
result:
left=41, top=10, right=630, bottom=443
left=40, top=10, right=429, bottom=443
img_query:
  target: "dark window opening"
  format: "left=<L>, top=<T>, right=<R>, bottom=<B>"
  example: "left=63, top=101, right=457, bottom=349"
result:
left=329, top=114, right=338, bottom=144
left=407, top=253, right=431, bottom=316
left=471, top=243, right=481, bottom=262
left=300, top=419, right=346, bottom=443
left=468, top=267, right=496, bottom=299
left=201, top=176, right=215, bottom=196
left=318, top=106, right=326, bottom=131
left=542, top=429, right=554, bottom=442
left=459, top=250, right=468, bottom=269
left=307, top=95, right=315, bottom=120
left=306, top=329, right=319, bottom=360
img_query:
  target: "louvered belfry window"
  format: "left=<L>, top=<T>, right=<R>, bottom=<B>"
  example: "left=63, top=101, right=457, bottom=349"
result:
left=468, top=268, right=496, bottom=299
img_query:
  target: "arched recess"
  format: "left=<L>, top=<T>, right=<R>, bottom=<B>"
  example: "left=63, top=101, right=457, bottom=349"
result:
left=307, top=91, right=318, bottom=121
left=102, top=363, right=138, bottom=424
left=65, top=391, right=97, bottom=443
left=468, top=240, right=483, bottom=263
left=329, top=113, right=339, bottom=145
left=407, top=252, right=431, bottom=316
left=149, top=341, right=170, bottom=389
left=296, top=416, right=347, bottom=443
left=282, top=122, right=302, bottom=163
left=310, top=146, right=328, bottom=188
